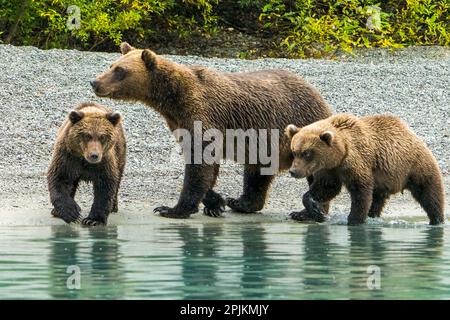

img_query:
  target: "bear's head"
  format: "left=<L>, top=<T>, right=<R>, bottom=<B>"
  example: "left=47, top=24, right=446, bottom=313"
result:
left=90, top=42, right=158, bottom=101
left=285, top=122, right=346, bottom=178
left=66, top=108, right=122, bottom=164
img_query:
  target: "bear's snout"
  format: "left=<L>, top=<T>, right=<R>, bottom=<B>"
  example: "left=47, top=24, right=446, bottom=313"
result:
left=90, top=80, right=99, bottom=91
left=86, top=151, right=101, bottom=164
left=84, top=139, right=103, bottom=164
left=89, top=152, right=99, bottom=160
left=289, top=168, right=302, bottom=179
left=90, top=79, right=112, bottom=97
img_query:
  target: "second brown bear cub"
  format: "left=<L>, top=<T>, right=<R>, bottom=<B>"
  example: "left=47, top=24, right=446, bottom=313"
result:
left=47, top=103, right=126, bottom=226
left=286, top=114, right=445, bottom=225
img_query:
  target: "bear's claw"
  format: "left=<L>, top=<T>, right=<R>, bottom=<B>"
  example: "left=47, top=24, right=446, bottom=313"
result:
left=202, top=191, right=226, bottom=217
left=51, top=203, right=82, bottom=224
left=153, top=206, right=192, bottom=219
left=226, top=197, right=261, bottom=213
left=290, top=209, right=326, bottom=223
left=203, top=205, right=226, bottom=217
left=81, top=217, right=106, bottom=226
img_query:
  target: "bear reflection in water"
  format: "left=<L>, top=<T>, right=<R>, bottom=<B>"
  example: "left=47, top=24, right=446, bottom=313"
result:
left=47, top=224, right=445, bottom=299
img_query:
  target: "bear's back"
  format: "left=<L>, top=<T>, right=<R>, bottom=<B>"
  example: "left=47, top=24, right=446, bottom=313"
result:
left=191, top=68, right=332, bottom=130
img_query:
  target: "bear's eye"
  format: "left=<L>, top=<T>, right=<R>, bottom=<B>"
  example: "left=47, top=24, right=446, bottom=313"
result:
left=114, top=67, right=126, bottom=81
left=300, top=150, right=313, bottom=161
left=99, top=134, right=109, bottom=143
left=82, top=133, right=92, bottom=141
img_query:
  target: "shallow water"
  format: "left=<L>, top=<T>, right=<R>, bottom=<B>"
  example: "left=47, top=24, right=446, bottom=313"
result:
left=0, top=221, right=449, bottom=299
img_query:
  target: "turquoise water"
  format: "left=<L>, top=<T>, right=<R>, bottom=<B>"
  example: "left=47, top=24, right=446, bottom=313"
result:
left=0, top=222, right=449, bottom=299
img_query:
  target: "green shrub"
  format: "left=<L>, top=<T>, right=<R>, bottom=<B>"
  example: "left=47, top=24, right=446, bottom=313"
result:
left=0, top=0, right=448, bottom=57
left=260, top=0, right=450, bottom=57
left=0, top=0, right=219, bottom=50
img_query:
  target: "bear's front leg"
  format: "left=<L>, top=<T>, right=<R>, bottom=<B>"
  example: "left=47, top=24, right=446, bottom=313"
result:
left=48, top=176, right=82, bottom=223
left=154, top=163, right=214, bottom=218
left=291, top=171, right=342, bottom=223
left=227, top=165, right=274, bottom=213
left=82, top=178, right=117, bottom=226
left=290, top=191, right=328, bottom=222
left=347, top=182, right=373, bottom=225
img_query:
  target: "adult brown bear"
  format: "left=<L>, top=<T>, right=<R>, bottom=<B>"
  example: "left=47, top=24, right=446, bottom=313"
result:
left=91, top=42, right=332, bottom=218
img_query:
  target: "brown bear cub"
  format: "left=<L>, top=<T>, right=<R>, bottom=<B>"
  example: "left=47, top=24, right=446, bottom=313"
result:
left=90, top=42, right=332, bottom=219
left=286, top=114, right=445, bottom=225
left=47, top=103, right=126, bottom=226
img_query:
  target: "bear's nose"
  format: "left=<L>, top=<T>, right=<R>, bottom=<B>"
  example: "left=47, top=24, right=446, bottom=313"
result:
left=88, top=152, right=100, bottom=163
left=90, top=80, right=98, bottom=90
left=289, top=169, right=298, bottom=178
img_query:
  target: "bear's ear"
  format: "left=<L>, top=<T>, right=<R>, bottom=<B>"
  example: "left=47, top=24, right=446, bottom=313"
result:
left=120, top=42, right=135, bottom=55
left=319, top=131, right=334, bottom=146
left=106, top=112, right=121, bottom=126
left=69, top=110, right=84, bottom=124
left=141, top=49, right=157, bottom=70
left=285, top=124, right=300, bottom=139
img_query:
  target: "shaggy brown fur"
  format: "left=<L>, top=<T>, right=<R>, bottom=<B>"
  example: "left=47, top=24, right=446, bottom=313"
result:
left=286, top=114, right=445, bottom=225
left=91, top=42, right=332, bottom=218
left=47, top=103, right=126, bottom=225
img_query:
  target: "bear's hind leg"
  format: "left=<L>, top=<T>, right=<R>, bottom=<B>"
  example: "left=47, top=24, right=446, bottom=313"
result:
left=227, top=165, right=274, bottom=213
left=347, top=182, right=373, bottom=225
left=368, top=191, right=389, bottom=218
left=202, top=164, right=226, bottom=217
left=112, top=162, right=125, bottom=213
left=408, top=177, right=444, bottom=225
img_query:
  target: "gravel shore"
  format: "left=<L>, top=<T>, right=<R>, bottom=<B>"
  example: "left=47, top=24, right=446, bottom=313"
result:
left=0, top=44, right=449, bottom=226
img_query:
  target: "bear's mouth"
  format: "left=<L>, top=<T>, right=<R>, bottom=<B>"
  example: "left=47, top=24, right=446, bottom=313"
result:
left=84, top=155, right=102, bottom=164
left=290, top=171, right=307, bottom=179
left=94, top=90, right=112, bottom=98
left=85, top=158, right=102, bottom=164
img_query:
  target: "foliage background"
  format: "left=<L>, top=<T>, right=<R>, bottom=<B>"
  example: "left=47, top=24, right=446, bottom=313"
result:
left=0, top=0, right=449, bottom=58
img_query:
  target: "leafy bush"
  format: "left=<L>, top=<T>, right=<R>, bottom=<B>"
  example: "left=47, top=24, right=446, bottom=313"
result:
left=0, top=0, right=219, bottom=51
left=260, top=0, right=450, bottom=57
left=0, top=0, right=448, bottom=57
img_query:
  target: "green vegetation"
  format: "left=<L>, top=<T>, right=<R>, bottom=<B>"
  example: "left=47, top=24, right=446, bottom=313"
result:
left=0, top=0, right=448, bottom=57
left=260, top=0, right=450, bottom=57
